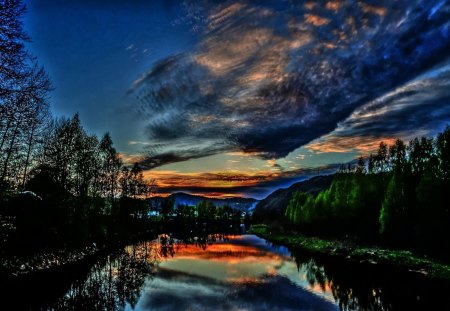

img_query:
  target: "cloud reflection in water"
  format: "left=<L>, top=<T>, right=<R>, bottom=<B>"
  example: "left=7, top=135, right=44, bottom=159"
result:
left=132, top=235, right=337, bottom=311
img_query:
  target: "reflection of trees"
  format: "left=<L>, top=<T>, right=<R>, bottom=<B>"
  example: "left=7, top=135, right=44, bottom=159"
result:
left=44, top=233, right=227, bottom=309
left=291, top=248, right=445, bottom=311
left=180, top=233, right=230, bottom=250
left=158, top=234, right=176, bottom=258
left=44, top=233, right=233, bottom=310
left=48, top=242, right=159, bottom=310
left=295, top=253, right=390, bottom=311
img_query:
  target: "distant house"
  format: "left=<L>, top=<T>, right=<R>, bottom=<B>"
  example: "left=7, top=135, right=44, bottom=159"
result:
left=148, top=210, right=159, bottom=217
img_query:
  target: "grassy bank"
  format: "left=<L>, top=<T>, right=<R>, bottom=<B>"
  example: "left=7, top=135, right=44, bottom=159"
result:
left=250, top=224, right=450, bottom=280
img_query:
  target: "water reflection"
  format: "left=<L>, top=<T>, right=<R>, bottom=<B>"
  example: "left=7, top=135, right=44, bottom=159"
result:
left=34, top=234, right=449, bottom=310
left=48, top=244, right=156, bottom=310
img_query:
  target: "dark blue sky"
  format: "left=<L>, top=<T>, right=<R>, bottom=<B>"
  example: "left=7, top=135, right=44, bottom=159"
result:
left=24, top=0, right=198, bottom=151
left=22, top=0, right=450, bottom=198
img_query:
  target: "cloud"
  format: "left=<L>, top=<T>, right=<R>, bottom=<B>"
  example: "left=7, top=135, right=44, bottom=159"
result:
left=305, top=59, right=450, bottom=154
left=305, top=136, right=398, bottom=154
left=146, top=164, right=340, bottom=199
left=139, top=140, right=230, bottom=169
left=139, top=268, right=337, bottom=311
left=118, top=153, right=146, bottom=165
left=129, top=0, right=450, bottom=168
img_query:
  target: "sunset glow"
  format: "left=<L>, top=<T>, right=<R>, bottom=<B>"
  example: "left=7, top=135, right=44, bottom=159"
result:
left=23, top=0, right=450, bottom=199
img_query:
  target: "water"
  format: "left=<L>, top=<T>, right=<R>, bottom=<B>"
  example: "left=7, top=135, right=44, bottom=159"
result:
left=6, top=234, right=450, bottom=310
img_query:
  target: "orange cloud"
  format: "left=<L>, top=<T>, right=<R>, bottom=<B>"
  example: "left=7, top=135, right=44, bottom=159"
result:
left=305, top=135, right=397, bottom=155
left=225, top=151, right=266, bottom=157
left=208, top=3, right=246, bottom=31
left=169, top=239, right=285, bottom=266
left=304, top=2, right=317, bottom=10
left=144, top=169, right=285, bottom=198
left=146, top=170, right=281, bottom=188
left=360, top=3, right=386, bottom=17
left=118, top=153, right=146, bottom=165
left=304, top=14, right=330, bottom=27
left=326, top=1, right=343, bottom=11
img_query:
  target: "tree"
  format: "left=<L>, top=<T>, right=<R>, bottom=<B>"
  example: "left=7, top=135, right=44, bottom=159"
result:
left=436, top=126, right=450, bottom=180
left=20, top=97, right=51, bottom=188
left=39, top=114, right=80, bottom=191
left=285, top=191, right=315, bottom=225
left=379, top=172, right=406, bottom=235
left=0, top=1, right=51, bottom=189
left=408, top=137, right=434, bottom=177
left=355, top=156, right=365, bottom=174
left=388, top=139, right=406, bottom=172
left=0, top=0, right=28, bottom=99
left=37, top=113, right=104, bottom=199
left=374, top=142, right=388, bottom=173
left=367, top=154, right=375, bottom=174
left=0, top=69, right=51, bottom=186
left=120, top=162, right=154, bottom=199
left=160, top=196, right=174, bottom=219
left=73, top=130, right=100, bottom=197
left=98, top=133, right=122, bottom=203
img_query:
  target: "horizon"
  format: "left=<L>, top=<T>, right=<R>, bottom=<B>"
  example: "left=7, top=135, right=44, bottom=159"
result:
left=23, top=0, right=450, bottom=198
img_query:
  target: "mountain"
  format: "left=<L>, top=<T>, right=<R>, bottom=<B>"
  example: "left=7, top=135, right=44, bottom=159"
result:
left=153, top=192, right=259, bottom=212
left=253, top=175, right=334, bottom=223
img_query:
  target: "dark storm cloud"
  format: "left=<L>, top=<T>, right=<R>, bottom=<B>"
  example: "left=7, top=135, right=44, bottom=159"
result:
left=342, top=61, right=450, bottom=137
left=307, top=59, right=450, bottom=152
left=130, top=0, right=450, bottom=167
left=139, top=140, right=230, bottom=169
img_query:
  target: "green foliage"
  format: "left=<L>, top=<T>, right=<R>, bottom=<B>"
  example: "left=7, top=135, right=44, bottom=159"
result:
left=285, top=191, right=313, bottom=224
left=256, top=231, right=450, bottom=281
left=284, top=126, right=450, bottom=253
left=380, top=172, right=406, bottom=234
left=250, top=224, right=269, bottom=235
left=436, top=126, right=450, bottom=180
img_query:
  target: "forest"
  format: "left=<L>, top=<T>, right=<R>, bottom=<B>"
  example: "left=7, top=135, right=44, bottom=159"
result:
left=285, top=128, right=450, bottom=256
left=0, top=1, right=156, bottom=255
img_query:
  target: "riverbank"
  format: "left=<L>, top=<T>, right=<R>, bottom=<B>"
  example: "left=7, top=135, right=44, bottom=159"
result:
left=250, top=224, right=450, bottom=280
left=0, top=227, right=157, bottom=284
left=0, top=219, right=241, bottom=282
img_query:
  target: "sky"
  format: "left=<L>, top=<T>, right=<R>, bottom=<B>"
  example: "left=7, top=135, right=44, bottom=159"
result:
left=23, top=0, right=450, bottom=199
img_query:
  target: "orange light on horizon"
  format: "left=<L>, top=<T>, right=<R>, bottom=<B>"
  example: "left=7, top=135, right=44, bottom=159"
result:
left=143, top=169, right=283, bottom=198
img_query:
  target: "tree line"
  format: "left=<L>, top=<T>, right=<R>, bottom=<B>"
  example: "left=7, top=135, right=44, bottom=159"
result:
left=0, top=0, right=52, bottom=189
left=156, top=197, right=250, bottom=233
left=174, top=200, right=247, bottom=222
left=0, top=1, right=155, bottom=253
left=285, top=127, right=450, bottom=255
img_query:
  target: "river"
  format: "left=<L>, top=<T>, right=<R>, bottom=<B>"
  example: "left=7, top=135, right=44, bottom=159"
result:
left=5, top=233, right=450, bottom=310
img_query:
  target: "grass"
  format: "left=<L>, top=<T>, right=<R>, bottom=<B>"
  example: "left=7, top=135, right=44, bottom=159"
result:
left=250, top=224, right=450, bottom=280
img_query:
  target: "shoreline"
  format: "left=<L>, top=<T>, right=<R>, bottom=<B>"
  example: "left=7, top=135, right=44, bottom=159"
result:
left=0, top=229, right=157, bottom=284
left=250, top=224, right=450, bottom=281
left=0, top=220, right=241, bottom=283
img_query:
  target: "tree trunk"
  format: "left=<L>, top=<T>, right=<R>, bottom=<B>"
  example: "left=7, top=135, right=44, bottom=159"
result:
left=1, top=116, right=22, bottom=182
left=0, top=114, right=14, bottom=153
left=21, top=122, right=37, bottom=188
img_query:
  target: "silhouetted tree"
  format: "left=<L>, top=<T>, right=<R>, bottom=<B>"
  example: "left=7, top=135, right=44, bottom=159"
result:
left=355, top=156, right=365, bottom=174
left=160, top=196, right=174, bottom=220
left=0, top=1, right=51, bottom=187
left=436, top=126, right=450, bottom=180
left=98, top=133, right=122, bottom=206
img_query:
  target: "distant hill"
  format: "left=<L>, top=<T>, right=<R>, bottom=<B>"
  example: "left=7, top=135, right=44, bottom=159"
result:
left=253, top=175, right=334, bottom=223
left=152, top=192, right=259, bottom=212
